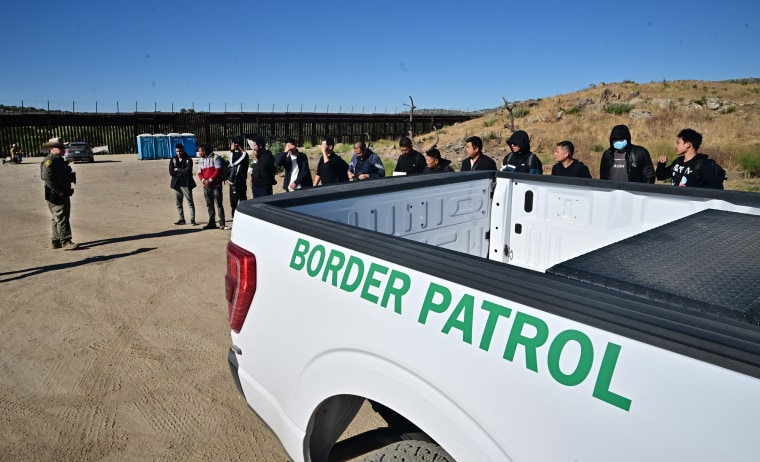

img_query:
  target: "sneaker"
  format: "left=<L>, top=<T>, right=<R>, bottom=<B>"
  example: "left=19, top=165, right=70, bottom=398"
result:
left=61, top=241, right=79, bottom=250
left=202, top=223, right=218, bottom=230
left=174, top=219, right=186, bottom=225
left=190, top=220, right=198, bottom=226
left=221, top=225, right=231, bottom=230
left=52, top=242, right=62, bottom=249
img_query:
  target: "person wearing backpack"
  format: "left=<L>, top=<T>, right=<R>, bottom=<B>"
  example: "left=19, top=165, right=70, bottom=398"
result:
left=656, top=128, right=725, bottom=190
left=500, top=130, right=543, bottom=174
left=197, top=144, right=229, bottom=229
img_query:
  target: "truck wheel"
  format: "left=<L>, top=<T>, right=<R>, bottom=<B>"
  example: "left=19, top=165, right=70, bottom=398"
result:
left=360, top=440, right=454, bottom=462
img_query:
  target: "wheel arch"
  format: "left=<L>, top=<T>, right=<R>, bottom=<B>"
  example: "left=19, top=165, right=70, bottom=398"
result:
left=295, top=349, right=507, bottom=462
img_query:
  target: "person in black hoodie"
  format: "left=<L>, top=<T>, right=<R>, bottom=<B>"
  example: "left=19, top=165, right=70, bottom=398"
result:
left=655, top=128, right=724, bottom=189
left=599, top=124, right=655, bottom=183
left=422, top=148, right=454, bottom=173
left=501, top=130, right=543, bottom=174
left=250, top=136, right=277, bottom=198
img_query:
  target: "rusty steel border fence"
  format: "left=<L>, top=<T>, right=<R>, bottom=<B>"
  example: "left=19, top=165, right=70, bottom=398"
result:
left=0, top=112, right=474, bottom=156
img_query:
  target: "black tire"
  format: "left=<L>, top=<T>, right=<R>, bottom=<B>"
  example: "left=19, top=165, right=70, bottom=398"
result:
left=360, top=440, right=455, bottom=462
left=89, top=157, right=95, bottom=163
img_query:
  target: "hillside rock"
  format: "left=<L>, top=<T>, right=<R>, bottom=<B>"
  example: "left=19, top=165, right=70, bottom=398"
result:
left=652, top=98, right=674, bottom=110
left=629, top=109, right=653, bottom=119
left=706, top=98, right=722, bottom=110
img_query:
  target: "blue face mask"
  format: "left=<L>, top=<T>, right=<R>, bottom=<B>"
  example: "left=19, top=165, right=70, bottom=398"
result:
left=613, top=140, right=628, bottom=150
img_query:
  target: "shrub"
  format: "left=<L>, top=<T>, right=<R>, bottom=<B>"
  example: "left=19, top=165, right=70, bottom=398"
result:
left=269, top=140, right=285, bottom=155
left=564, top=107, right=580, bottom=115
left=605, top=104, right=632, bottom=116
left=303, top=140, right=313, bottom=149
left=334, top=143, right=353, bottom=153
left=484, top=116, right=499, bottom=127
left=725, top=106, right=736, bottom=114
left=737, top=145, right=760, bottom=177
left=513, top=107, right=530, bottom=118
left=591, top=144, right=606, bottom=152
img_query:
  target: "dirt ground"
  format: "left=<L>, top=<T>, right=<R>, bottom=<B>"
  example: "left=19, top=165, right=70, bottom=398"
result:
left=0, top=155, right=382, bottom=461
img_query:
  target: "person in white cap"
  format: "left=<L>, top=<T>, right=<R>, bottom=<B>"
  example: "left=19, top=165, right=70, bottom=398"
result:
left=40, top=138, right=78, bottom=250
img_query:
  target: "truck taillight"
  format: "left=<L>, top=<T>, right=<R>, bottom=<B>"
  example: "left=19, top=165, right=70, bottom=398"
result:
left=226, top=241, right=257, bottom=333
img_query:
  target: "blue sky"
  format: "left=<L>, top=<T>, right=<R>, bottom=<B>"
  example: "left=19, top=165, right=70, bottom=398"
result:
left=1, top=0, right=758, bottom=113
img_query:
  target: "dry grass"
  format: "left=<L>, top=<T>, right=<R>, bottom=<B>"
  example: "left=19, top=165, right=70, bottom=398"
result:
left=304, top=79, right=760, bottom=191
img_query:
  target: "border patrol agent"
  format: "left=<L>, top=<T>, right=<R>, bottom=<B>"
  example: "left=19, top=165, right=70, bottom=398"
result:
left=40, top=137, right=78, bottom=250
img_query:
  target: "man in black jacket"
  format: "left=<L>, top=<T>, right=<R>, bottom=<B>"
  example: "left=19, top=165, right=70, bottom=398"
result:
left=599, top=124, right=655, bottom=183
left=460, top=136, right=497, bottom=171
left=394, top=136, right=426, bottom=175
left=169, top=143, right=197, bottom=225
left=250, top=136, right=277, bottom=198
left=275, top=137, right=313, bottom=191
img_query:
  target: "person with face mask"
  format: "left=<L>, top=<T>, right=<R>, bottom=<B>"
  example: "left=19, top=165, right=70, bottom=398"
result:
left=599, top=124, right=655, bottom=183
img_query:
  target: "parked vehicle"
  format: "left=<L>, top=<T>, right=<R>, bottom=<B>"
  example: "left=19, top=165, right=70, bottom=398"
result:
left=65, top=142, right=94, bottom=163
left=226, top=172, right=760, bottom=462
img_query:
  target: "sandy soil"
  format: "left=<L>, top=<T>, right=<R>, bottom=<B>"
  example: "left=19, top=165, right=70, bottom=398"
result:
left=0, top=155, right=381, bottom=461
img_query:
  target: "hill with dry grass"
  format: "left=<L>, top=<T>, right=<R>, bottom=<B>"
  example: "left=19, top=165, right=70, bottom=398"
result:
left=343, top=79, right=760, bottom=191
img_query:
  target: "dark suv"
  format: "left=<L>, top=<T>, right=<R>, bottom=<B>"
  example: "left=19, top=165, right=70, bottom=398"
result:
left=65, top=142, right=94, bottom=163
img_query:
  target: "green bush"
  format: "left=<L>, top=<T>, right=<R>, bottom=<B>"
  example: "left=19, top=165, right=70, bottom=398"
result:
left=591, top=144, right=606, bottom=153
left=564, top=107, right=580, bottom=115
left=269, top=140, right=285, bottom=155
left=513, top=107, right=530, bottom=118
left=303, top=141, right=313, bottom=149
left=725, top=106, right=736, bottom=114
left=737, top=146, right=760, bottom=177
left=335, top=143, right=353, bottom=153
left=484, top=116, right=499, bottom=127
left=605, top=104, right=632, bottom=116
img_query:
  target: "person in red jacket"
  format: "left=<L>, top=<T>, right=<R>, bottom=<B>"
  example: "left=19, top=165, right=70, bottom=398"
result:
left=197, top=144, right=228, bottom=230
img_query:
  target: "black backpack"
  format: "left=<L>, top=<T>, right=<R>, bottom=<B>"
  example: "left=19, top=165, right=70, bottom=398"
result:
left=694, top=157, right=726, bottom=187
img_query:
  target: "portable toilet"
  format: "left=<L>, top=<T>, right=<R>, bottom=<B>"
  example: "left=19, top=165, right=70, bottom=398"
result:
left=154, top=134, right=170, bottom=159
left=168, top=133, right=183, bottom=157
left=181, top=133, right=197, bottom=157
left=137, top=134, right=155, bottom=160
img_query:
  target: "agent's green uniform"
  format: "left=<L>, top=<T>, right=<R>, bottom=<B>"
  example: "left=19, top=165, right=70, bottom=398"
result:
left=40, top=154, right=75, bottom=247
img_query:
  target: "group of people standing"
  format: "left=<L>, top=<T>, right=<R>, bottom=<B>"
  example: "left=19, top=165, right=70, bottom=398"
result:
left=460, top=124, right=725, bottom=190
left=36, top=123, right=727, bottom=250
left=168, top=126, right=726, bottom=229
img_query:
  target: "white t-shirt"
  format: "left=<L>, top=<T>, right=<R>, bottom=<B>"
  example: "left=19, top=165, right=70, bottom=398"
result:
left=289, top=154, right=300, bottom=191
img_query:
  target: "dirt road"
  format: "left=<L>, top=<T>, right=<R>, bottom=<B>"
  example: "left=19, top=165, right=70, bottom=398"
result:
left=0, top=155, right=380, bottom=461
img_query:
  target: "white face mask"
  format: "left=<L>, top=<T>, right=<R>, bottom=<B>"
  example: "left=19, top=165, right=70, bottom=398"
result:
left=613, top=140, right=628, bottom=150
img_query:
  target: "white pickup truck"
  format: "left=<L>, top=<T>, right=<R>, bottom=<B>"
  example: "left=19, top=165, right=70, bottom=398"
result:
left=225, top=171, right=760, bottom=462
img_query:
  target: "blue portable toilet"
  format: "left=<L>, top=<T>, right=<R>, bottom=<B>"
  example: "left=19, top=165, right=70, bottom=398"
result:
left=181, top=133, right=197, bottom=157
left=137, top=134, right=155, bottom=160
left=154, top=134, right=170, bottom=159
left=167, top=133, right=183, bottom=157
